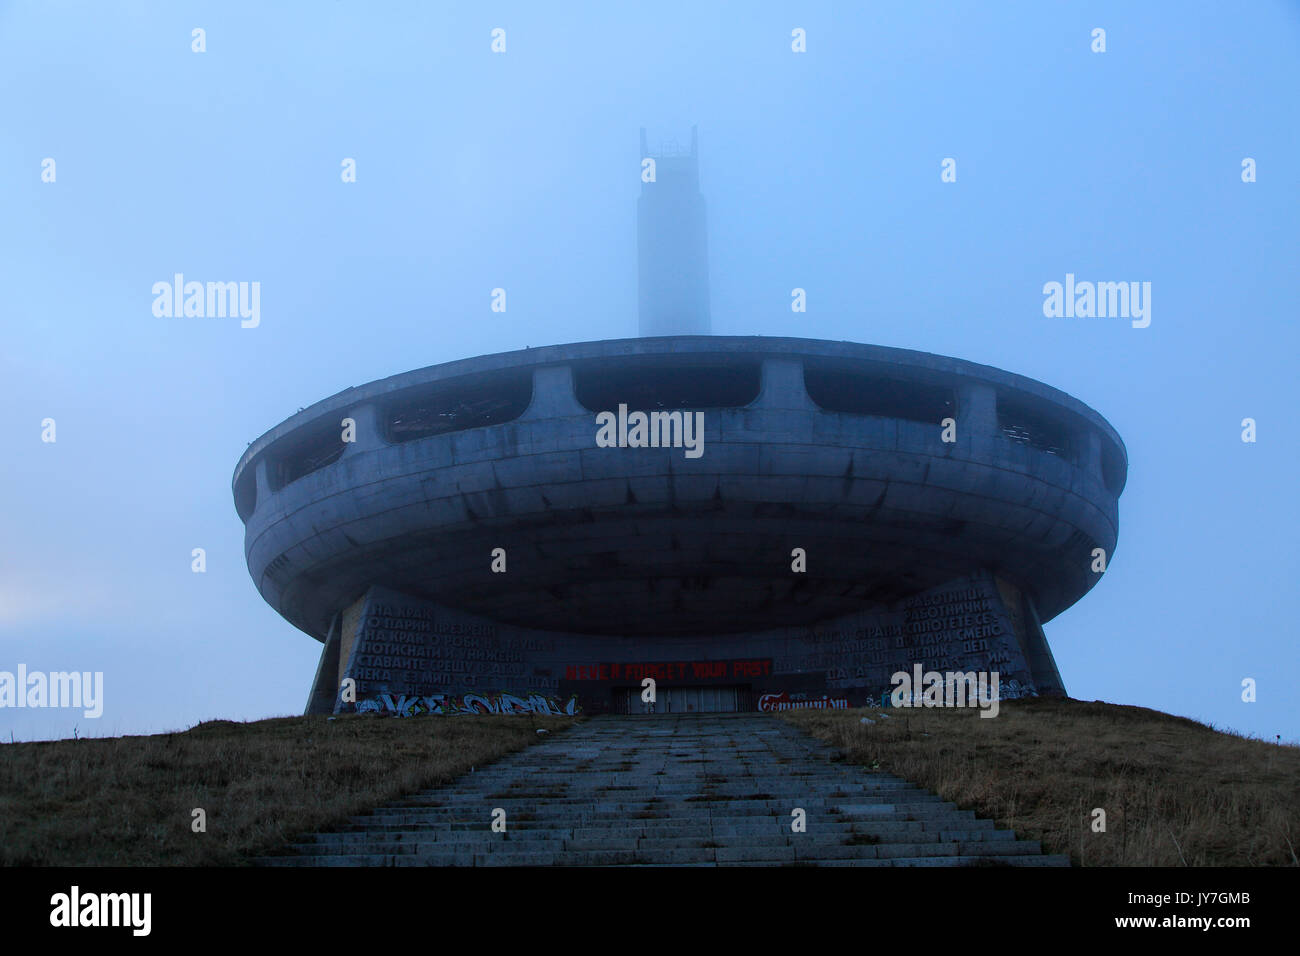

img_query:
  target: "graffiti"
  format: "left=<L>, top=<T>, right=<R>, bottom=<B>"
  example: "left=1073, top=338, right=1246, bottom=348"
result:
left=352, top=691, right=580, bottom=718
left=757, top=692, right=849, bottom=713
left=999, top=678, right=1037, bottom=701
left=459, top=692, right=579, bottom=715
left=872, top=676, right=1038, bottom=708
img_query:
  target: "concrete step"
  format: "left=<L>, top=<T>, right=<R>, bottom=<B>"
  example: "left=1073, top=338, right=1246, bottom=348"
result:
left=284, top=828, right=1031, bottom=859
left=253, top=714, right=1067, bottom=868
left=299, top=827, right=1008, bottom=848
left=256, top=847, right=1068, bottom=868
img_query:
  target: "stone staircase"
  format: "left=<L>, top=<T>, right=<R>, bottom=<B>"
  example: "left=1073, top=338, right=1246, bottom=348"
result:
left=254, top=713, right=1070, bottom=866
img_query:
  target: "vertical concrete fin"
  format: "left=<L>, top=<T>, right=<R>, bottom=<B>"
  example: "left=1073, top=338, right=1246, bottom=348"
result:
left=1021, top=593, right=1067, bottom=696
left=342, top=402, right=386, bottom=455
left=332, top=590, right=375, bottom=713
left=757, top=357, right=819, bottom=411
left=304, top=612, right=342, bottom=715
left=520, top=364, right=587, bottom=419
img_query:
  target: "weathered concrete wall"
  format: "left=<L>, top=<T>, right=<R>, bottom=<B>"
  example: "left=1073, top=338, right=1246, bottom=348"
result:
left=335, top=594, right=367, bottom=689
left=236, top=338, right=1125, bottom=648
left=315, top=569, right=1053, bottom=716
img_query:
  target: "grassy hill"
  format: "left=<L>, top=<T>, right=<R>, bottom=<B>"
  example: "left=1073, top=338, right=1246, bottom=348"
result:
left=784, top=696, right=1299, bottom=866
left=3, top=697, right=1294, bottom=867
left=0, top=713, right=577, bottom=866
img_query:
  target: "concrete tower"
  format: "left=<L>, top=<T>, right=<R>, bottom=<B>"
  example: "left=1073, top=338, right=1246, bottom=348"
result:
left=638, top=126, right=711, bottom=336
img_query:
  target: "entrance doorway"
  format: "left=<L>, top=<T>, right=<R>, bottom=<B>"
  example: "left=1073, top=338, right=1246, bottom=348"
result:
left=618, top=685, right=749, bottom=714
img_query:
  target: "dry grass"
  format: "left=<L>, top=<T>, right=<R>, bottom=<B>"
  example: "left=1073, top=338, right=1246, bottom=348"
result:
left=784, top=697, right=1300, bottom=867
left=0, top=713, right=578, bottom=866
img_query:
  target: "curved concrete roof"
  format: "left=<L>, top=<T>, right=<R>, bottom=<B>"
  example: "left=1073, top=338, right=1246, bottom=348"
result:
left=233, top=336, right=1127, bottom=490
left=234, top=336, right=1126, bottom=642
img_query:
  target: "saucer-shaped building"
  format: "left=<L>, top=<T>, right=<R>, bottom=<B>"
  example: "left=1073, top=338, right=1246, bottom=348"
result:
left=232, top=130, right=1125, bottom=716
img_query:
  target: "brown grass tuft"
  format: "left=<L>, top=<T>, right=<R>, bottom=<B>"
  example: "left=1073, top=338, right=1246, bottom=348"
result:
left=784, top=697, right=1299, bottom=866
left=0, top=713, right=578, bottom=866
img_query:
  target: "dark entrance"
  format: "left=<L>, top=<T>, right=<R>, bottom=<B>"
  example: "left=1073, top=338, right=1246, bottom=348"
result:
left=615, top=685, right=752, bottom=714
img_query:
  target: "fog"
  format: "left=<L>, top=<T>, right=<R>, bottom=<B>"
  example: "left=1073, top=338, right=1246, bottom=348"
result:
left=2, top=1, right=1297, bottom=742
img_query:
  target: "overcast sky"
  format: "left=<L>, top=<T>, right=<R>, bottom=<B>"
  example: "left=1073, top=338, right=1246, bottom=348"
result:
left=2, top=1, right=1297, bottom=743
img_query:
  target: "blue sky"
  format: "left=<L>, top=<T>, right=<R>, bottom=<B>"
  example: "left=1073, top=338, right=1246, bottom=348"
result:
left=2, top=1, right=1297, bottom=743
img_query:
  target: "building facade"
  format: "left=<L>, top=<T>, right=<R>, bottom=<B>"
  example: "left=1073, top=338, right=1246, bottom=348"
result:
left=232, top=336, right=1126, bottom=716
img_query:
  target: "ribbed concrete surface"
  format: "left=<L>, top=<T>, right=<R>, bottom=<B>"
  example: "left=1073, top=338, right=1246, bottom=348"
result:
left=253, top=714, right=1070, bottom=867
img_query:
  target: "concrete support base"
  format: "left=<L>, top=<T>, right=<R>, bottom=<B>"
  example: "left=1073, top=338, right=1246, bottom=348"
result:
left=306, top=570, right=1065, bottom=716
